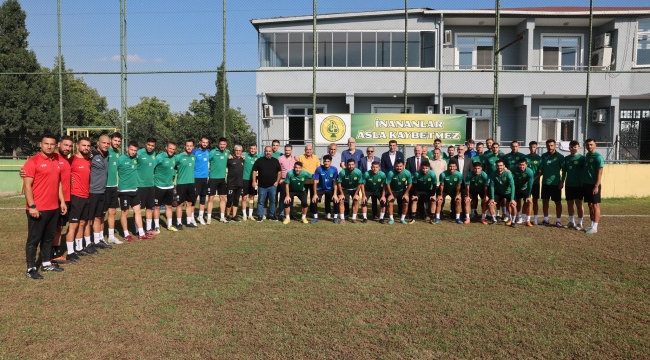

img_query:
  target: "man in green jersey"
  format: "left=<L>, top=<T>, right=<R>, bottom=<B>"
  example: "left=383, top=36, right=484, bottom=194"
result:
left=282, top=162, right=312, bottom=224
left=446, top=146, right=456, bottom=164
left=241, top=143, right=259, bottom=221
left=385, top=159, right=413, bottom=225
left=562, top=140, right=585, bottom=230
left=153, top=142, right=178, bottom=231
left=334, top=158, right=363, bottom=224
left=359, top=161, right=386, bottom=224
left=502, top=141, right=527, bottom=172
left=410, top=161, right=438, bottom=223
left=136, top=137, right=157, bottom=236
left=207, top=137, right=230, bottom=223
left=471, top=142, right=485, bottom=164
left=117, top=141, right=150, bottom=241
left=488, top=160, right=516, bottom=227
left=465, top=162, right=490, bottom=224
left=513, top=158, right=535, bottom=227
left=105, top=132, right=122, bottom=244
left=582, top=139, right=604, bottom=234
left=540, top=139, right=565, bottom=227
left=271, top=139, right=282, bottom=158
left=481, top=143, right=501, bottom=177
left=526, top=141, right=543, bottom=224
left=436, top=161, right=462, bottom=224
left=175, top=140, right=198, bottom=229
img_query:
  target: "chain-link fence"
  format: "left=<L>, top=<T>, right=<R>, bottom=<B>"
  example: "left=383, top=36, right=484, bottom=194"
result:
left=1, top=1, right=650, bottom=163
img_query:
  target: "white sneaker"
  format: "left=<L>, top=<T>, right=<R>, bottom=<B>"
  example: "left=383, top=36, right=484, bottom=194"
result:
left=516, top=217, right=524, bottom=224
left=262, top=215, right=266, bottom=220
left=220, top=217, right=229, bottom=223
left=242, top=215, right=247, bottom=222
left=326, top=213, right=331, bottom=220
left=206, top=217, right=211, bottom=225
left=197, top=216, right=206, bottom=225
left=108, top=237, right=123, bottom=245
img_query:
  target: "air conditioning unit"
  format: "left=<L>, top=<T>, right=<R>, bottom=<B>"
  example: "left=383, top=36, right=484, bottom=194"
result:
left=592, top=109, right=607, bottom=124
left=426, top=106, right=435, bottom=114
left=591, top=47, right=613, bottom=69
left=594, top=33, right=611, bottom=49
left=444, top=30, right=452, bottom=45
left=443, top=106, right=451, bottom=114
left=262, top=104, right=273, bottom=119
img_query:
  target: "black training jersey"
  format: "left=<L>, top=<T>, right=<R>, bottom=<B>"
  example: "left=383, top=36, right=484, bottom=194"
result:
left=227, top=157, right=244, bottom=187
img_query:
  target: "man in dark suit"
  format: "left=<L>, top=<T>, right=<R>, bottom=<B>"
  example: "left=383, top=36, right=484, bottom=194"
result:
left=380, top=140, right=404, bottom=174
left=358, top=147, right=380, bottom=174
left=406, top=145, right=425, bottom=175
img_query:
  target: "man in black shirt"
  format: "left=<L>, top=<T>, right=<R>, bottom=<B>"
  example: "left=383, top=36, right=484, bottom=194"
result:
left=226, top=145, right=245, bottom=221
left=252, top=146, right=281, bottom=222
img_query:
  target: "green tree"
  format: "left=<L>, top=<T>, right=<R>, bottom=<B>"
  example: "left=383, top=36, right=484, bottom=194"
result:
left=213, top=62, right=229, bottom=138
left=211, top=62, right=256, bottom=148
left=0, top=0, right=54, bottom=156
left=126, top=97, right=177, bottom=152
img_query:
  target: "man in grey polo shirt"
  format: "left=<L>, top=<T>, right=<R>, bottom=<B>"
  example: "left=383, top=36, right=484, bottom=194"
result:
left=88, top=135, right=113, bottom=249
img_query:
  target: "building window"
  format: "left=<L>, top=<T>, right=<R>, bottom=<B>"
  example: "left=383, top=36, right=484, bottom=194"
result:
left=371, top=104, right=414, bottom=113
left=456, top=35, right=494, bottom=70
left=540, top=108, right=578, bottom=142
left=260, top=31, right=434, bottom=68
left=286, top=106, right=324, bottom=145
left=455, top=107, right=492, bottom=141
left=542, top=35, right=581, bottom=70
left=636, top=19, right=650, bottom=67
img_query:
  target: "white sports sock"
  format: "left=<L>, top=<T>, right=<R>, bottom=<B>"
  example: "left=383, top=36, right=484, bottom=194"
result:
left=108, top=228, right=115, bottom=238
left=123, top=230, right=130, bottom=237
left=466, top=213, right=470, bottom=219
left=544, top=217, right=549, bottom=222
left=301, top=214, right=306, bottom=219
left=436, top=213, right=440, bottom=219
left=66, top=241, right=75, bottom=254
left=220, top=213, right=225, bottom=219
left=592, top=222, right=598, bottom=230
left=146, top=219, right=152, bottom=231
left=497, top=210, right=501, bottom=216
left=198, top=211, right=204, bottom=217
left=138, top=228, right=145, bottom=236
left=207, top=214, right=212, bottom=220
left=93, top=233, right=101, bottom=244
left=492, top=215, right=497, bottom=221
left=379, top=212, right=384, bottom=219
left=333, top=214, right=338, bottom=219
left=154, top=219, right=160, bottom=228
left=313, top=214, right=318, bottom=219
left=42, top=261, right=52, bottom=267
left=167, top=218, right=172, bottom=227
left=481, top=213, right=486, bottom=219
left=340, top=213, right=345, bottom=219
left=248, top=208, right=253, bottom=217
left=362, top=213, right=367, bottom=219
left=527, top=216, right=531, bottom=221
left=389, top=215, right=394, bottom=220
left=569, top=216, right=575, bottom=223
left=186, top=216, right=193, bottom=224
left=400, top=215, right=405, bottom=221
left=177, top=218, right=182, bottom=225
left=352, top=214, right=357, bottom=219
left=577, top=217, right=583, bottom=226
left=455, top=213, right=460, bottom=219
left=84, top=236, right=92, bottom=247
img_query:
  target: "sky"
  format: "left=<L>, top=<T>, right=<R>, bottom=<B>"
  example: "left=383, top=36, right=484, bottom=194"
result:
left=19, top=0, right=650, bottom=127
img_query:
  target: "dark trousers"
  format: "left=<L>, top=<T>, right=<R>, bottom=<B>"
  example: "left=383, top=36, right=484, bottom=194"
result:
left=277, top=183, right=287, bottom=216
left=314, top=190, right=335, bottom=215
left=25, top=209, right=59, bottom=269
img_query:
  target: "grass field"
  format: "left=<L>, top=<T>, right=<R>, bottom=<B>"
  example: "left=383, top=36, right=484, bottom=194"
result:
left=1, top=195, right=649, bottom=359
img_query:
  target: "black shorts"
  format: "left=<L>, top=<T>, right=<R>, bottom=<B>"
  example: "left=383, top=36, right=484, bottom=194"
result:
left=176, top=183, right=196, bottom=204
left=119, top=191, right=141, bottom=211
left=288, top=191, right=308, bottom=208
left=242, top=180, right=257, bottom=196
left=389, top=191, right=408, bottom=203
left=412, top=191, right=434, bottom=202
left=154, top=187, right=174, bottom=207
left=104, top=186, right=119, bottom=210
left=583, top=184, right=602, bottom=204
left=88, top=193, right=106, bottom=218
left=137, top=186, right=155, bottom=209
left=227, top=186, right=243, bottom=207
left=316, top=190, right=335, bottom=202
left=341, top=189, right=358, bottom=203
left=441, top=191, right=459, bottom=200
left=59, top=201, right=71, bottom=226
left=469, top=191, right=482, bottom=203
left=493, top=192, right=513, bottom=204
left=69, top=195, right=90, bottom=223
left=195, top=178, right=208, bottom=197
left=363, top=191, right=383, bottom=205
left=515, top=190, right=530, bottom=200
left=565, top=186, right=584, bottom=201
left=541, top=184, right=561, bottom=202
left=531, top=182, right=541, bottom=199
left=207, top=178, right=227, bottom=196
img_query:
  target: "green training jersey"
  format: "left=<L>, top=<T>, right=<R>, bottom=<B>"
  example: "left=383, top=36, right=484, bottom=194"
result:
left=540, top=151, right=565, bottom=186
left=413, top=169, right=438, bottom=192
left=562, top=154, right=585, bottom=187
left=153, top=153, right=177, bottom=188
left=136, top=148, right=156, bottom=187
left=272, top=151, right=282, bottom=159
left=439, top=170, right=462, bottom=194
left=175, top=153, right=196, bottom=185
left=470, top=153, right=484, bottom=165
left=583, top=151, right=604, bottom=185
left=502, top=151, right=527, bottom=171
left=386, top=169, right=413, bottom=193
left=209, top=148, right=230, bottom=179
left=285, top=170, right=312, bottom=192
left=363, top=171, right=387, bottom=193
left=117, top=154, right=139, bottom=192
left=107, top=147, right=121, bottom=187
left=337, top=168, right=363, bottom=190
left=465, top=171, right=489, bottom=194
left=243, top=152, right=260, bottom=180
left=513, top=167, right=535, bottom=197
left=490, top=170, right=515, bottom=198
left=526, top=154, right=542, bottom=183
left=481, top=152, right=501, bottom=175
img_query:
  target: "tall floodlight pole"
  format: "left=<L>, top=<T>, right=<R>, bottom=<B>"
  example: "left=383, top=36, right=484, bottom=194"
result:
left=223, top=0, right=227, bottom=137
left=492, top=0, right=500, bottom=141
left=57, top=0, right=63, bottom=136
left=402, top=2, right=410, bottom=156
left=584, top=0, right=594, bottom=146
left=312, top=0, right=317, bottom=147
left=120, top=0, right=128, bottom=147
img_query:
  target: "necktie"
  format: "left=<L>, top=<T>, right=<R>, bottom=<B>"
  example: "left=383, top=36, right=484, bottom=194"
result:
left=416, top=158, right=420, bottom=171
